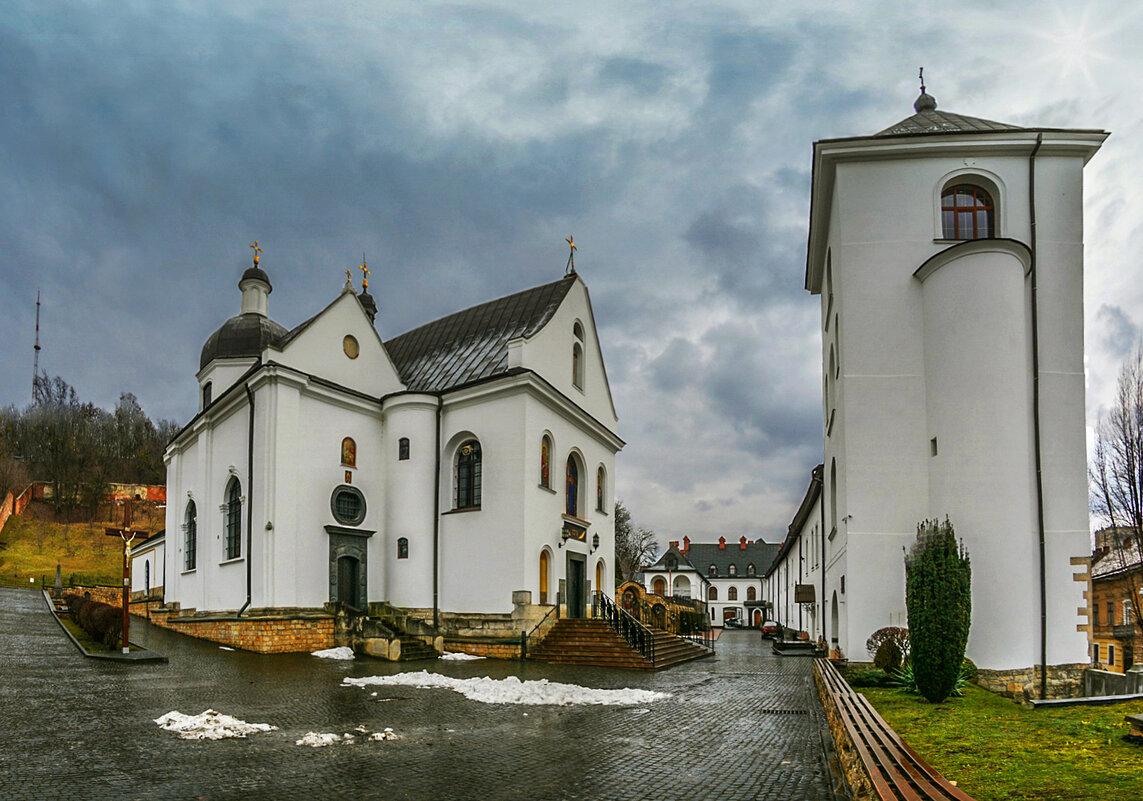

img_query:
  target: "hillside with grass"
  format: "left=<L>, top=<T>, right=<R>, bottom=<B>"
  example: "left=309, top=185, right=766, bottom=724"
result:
left=0, top=500, right=164, bottom=588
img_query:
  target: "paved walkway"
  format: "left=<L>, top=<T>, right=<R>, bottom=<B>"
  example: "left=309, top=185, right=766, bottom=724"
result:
left=0, top=587, right=838, bottom=800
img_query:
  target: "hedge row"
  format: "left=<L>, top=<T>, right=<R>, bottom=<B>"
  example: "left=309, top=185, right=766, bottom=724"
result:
left=64, top=593, right=123, bottom=649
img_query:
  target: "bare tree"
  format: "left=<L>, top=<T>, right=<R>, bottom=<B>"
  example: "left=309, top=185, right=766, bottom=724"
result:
left=1091, top=347, right=1143, bottom=633
left=614, top=500, right=659, bottom=584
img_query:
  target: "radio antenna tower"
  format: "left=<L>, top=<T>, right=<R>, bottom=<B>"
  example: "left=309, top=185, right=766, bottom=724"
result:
left=32, top=291, right=42, bottom=404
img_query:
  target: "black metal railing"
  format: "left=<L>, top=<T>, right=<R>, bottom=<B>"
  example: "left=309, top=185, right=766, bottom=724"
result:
left=593, top=590, right=655, bottom=663
left=521, top=604, right=559, bottom=660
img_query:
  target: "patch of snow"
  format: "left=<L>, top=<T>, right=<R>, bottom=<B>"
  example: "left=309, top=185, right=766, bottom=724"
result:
left=155, top=710, right=277, bottom=740
left=370, top=728, right=398, bottom=741
left=296, top=732, right=342, bottom=748
left=219, top=646, right=235, bottom=651
left=343, top=671, right=671, bottom=706
left=440, top=651, right=485, bottom=661
left=311, top=646, right=355, bottom=660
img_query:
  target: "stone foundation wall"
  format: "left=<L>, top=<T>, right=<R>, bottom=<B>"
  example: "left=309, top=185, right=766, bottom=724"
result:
left=813, top=662, right=872, bottom=801
left=64, top=586, right=123, bottom=607
left=148, top=605, right=334, bottom=654
left=443, top=639, right=523, bottom=659
left=976, top=663, right=1088, bottom=702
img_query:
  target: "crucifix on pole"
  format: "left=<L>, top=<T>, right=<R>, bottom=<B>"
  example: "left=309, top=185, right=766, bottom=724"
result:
left=105, top=500, right=149, bottom=654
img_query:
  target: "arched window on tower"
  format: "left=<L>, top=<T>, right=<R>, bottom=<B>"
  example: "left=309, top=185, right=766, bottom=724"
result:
left=224, top=477, right=242, bottom=560
left=566, top=455, right=580, bottom=517
left=540, top=435, right=552, bottom=489
left=455, top=440, right=482, bottom=509
left=572, top=321, right=585, bottom=390
left=941, top=183, right=995, bottom=240
left=397, top=537, right=409, bottom=559
left=596, top=465, right=606, bottom=512
left=184, top=501, right=197, bottom=571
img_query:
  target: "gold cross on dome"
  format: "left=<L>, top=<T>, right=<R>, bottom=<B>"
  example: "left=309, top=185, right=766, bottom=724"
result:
left=249, top=240, right=263, bottom=266
left=359, top=257, right=370, bottom=290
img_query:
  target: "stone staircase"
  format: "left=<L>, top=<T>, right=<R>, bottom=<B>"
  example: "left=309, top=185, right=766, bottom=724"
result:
left=528, top=618, right=711, bottom=670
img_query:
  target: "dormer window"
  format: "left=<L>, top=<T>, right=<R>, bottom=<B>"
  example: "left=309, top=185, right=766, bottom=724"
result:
left=941, top=183, right=995, bottom=240
left=728, top=564, right=737, bottom=577
left=708, top=564, right=718, bottom=577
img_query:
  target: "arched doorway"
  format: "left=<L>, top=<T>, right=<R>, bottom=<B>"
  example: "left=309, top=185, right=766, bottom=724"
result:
left=652, top=577, right=667, bottom=596
left=672, top=575, right=691, bottom=598
left=752, top=609, right=762, bottom=627
left=539, top=550, right=550, bottom=604
left=595, top=561, right=604, bottom=597
left=651, top=603, right=666, bottom=629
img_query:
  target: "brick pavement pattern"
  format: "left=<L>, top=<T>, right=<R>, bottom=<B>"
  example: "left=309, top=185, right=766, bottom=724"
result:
left=0, top=587, right=837, bottom=800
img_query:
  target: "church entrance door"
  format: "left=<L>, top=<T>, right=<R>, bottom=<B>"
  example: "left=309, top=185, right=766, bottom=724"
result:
left=337, top=556, right=360, bottom=609
left=566, top=553, right=586, bottom=619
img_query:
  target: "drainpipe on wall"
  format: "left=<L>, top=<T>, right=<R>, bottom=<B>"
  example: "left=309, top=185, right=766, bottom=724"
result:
left=238, top=382, right=255, bottom=618
left=432, top=397, right=442, bottom=632
left=1029, top=133, right=1048, bottom=699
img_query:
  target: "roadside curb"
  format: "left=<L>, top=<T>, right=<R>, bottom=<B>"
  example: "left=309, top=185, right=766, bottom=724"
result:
left=41, top=590, right=168, bottom=663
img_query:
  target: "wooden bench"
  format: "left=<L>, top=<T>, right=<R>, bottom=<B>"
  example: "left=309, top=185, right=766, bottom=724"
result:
left=815, top=658, right=977, bottom=801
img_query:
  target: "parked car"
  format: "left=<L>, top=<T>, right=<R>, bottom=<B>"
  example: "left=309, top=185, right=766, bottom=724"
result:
left=761, top=620, right=780, bottom=638
left=723, top=617, right=744, bottom=629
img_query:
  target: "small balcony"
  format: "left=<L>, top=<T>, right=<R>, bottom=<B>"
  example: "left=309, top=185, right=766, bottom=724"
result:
left=1113, top=623, right=1139, bottom=639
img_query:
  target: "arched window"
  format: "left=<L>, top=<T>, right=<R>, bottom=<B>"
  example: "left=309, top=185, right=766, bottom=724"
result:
left=728, top=586, right=738, bottom=601
left=540, top=435, right=552, bottom=488
left=184, top=501, right=197, bottom=571
left=398, top=437, right=410, bottom=461
left=341, top=437, right=356, bottom=467
left=652, top=577, right=667, bottom=596
left=941, top=183, right=995, bottom=240
left=746, top=563, right=755, bottom=577
left=708, top=564, right=718, bottom=577
left=397, top=537, right=409, bottom=559
left=708, top=586, right=718, bottom=601
left=728, top=564, right=737, bottom=577
left=566, top=455, right=580, bottom=517
left=572, top=343, right=584, bottom=389
left=455, top=440, right=482, bottom=509
left=225, top=477, right=242, bottom=560
left=596, top=465, right=606, bottom=512
left=539, top=550, right=550, bottom=604
left=830, top=458, right=837, bottom=533
left=747, top=586, right=757, bottom=601
left=596, top=561, right=604, bottom=594
left=202, top=382, right=212, bottom=409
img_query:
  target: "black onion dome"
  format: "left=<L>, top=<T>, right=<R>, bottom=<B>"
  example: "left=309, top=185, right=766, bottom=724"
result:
left=199, top=313, right=287, bottom=369
left=240, top=266, right=273, bottom=289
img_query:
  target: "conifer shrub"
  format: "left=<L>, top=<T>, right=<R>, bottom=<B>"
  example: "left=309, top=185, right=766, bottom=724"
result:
left=905, top=518, right=971, bottom=703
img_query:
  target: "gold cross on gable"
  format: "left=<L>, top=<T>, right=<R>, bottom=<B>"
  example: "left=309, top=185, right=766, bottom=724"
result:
left=249, top=240, right=263, bottom=266
left=344, top=268, right=353, bottom=286
left=359, top=257, right=370, bottom=290
left=565, top=235, right=577, bottom=275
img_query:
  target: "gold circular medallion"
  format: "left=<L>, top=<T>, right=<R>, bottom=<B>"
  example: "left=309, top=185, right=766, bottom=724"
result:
left=343, top=335, right=360, bottom=359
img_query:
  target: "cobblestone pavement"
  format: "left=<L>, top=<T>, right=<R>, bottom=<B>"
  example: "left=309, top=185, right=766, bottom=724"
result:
left=0, top=587, right=839, bottom=800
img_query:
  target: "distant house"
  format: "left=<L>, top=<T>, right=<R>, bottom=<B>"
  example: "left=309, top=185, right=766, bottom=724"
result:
left=642, top=536, right=780, bottom=628
left=130, top=531, right=165, bottom=601
left=1090, top=535, right=1142, bottom=673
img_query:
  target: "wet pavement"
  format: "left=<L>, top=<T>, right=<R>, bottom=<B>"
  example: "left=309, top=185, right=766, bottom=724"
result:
left=0, top=587, right=838, bottom=800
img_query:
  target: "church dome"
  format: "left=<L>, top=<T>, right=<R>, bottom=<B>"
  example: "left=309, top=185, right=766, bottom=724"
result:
left=199, top=313, right=287, bottom=369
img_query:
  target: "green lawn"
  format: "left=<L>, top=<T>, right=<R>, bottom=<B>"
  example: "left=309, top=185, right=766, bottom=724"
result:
left=863, top=684, right=1143, bottom=800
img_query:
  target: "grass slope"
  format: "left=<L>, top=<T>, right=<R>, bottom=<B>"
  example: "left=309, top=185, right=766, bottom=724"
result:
left=0, top=501, right=164, bottom=586
left=864, top=684, right=1143, bottom=800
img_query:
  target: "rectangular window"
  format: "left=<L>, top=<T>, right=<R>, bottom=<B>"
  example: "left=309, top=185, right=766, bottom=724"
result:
left=1109, top=644, right=1116, bottom=666
left=1093, top=604, right=1100, bottom=626
left=1109, top=602, right=1116, bottom=627
left=1093, top=643, right=1100, bottom=664
left=930, top=437, right=938, bottom=457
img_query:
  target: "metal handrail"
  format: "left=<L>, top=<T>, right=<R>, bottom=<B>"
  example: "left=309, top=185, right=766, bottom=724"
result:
left=593, top=591, right=655, bottom=663
left=521, top=604, right=559, bottom=659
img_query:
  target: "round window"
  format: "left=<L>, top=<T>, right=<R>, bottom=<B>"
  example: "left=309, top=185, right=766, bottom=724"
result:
left=330, top=485, right=366, bottom=526
left=343, top=335, right=360, bottom=359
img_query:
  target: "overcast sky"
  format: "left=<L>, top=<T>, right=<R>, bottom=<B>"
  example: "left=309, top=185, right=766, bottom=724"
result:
left=2, top=1, right=1141, bottom=545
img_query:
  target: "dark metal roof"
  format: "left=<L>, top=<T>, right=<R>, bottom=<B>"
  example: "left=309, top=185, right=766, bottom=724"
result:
left=648, top=540, right=781, bottom=578
left=199, top=314, right=288, bottom=370
left=240, top=267, right=272, bottom=289
left=384, top=275, right=577, bottom=393
left=875, top=109, right=1024, bottom=138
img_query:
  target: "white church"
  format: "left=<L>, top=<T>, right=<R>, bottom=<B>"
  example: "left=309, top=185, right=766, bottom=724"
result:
left=160, top=251, right=622, bottom=650
left=767, top=84, right=1106, bottom=697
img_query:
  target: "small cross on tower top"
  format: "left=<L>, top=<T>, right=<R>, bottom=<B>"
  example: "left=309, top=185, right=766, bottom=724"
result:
left=565, top=235, right=577, bottom=275
left=344, top=268, right=353, bottom=287
left=249, top=240, right=263, bottom=266
left=359, top=256, right=370, bottom=290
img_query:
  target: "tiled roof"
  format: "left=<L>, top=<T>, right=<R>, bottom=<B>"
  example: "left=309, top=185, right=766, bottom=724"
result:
left=875, top=109, right=1024, bottom=138
left=1092, top=542, right=1143, bottom=579
left=385, top=275, right=577, bottom=393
